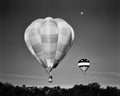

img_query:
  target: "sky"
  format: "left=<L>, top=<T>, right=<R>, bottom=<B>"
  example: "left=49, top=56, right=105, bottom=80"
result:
left=0, top=0, right=120, bottom=88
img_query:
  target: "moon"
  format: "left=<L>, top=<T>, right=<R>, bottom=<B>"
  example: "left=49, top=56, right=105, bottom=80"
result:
left=80, top=12, right=84, bottom=15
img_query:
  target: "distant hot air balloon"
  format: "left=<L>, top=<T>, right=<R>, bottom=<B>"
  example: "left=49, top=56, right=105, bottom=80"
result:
left=24, top=17, right=75, bottom=83
left=78, top=58, right=90, bottom=75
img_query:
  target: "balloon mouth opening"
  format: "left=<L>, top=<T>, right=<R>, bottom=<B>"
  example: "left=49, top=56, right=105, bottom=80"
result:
left=46, top=67, right=53, bottom=74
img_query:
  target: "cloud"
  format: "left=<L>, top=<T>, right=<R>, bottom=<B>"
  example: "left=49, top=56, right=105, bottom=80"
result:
left=89, top=71, right=120, bottom=79
left=0, top=74, right=46, bottom=80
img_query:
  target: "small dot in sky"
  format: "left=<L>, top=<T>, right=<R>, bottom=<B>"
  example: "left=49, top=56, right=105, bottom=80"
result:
left=80, top=12, right=84, bottom=15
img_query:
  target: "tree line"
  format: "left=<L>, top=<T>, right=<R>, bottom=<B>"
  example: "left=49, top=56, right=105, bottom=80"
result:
left=0, top=81, right=120, bottom=96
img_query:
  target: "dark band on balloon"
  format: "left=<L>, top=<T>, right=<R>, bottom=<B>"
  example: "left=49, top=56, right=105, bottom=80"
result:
left=32, top=43, right=42, bottom=53
left=44, top=50, right=56, bottom=60
left=45, top=51, right=56, bottom=55
left=78, top=65, right=90, bottom=67
left=41, top=34, right=58, bottom=43
left=78, top=59, right=90, bottom=63
left=46, top=55, right=55, bottom=60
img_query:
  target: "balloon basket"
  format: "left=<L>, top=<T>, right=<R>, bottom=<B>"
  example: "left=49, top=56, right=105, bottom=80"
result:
left=48, top=72, right=53, bottom=83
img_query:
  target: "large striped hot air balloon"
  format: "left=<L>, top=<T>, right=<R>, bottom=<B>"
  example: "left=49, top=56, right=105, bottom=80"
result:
left=24, top=17, right=75, bottom=82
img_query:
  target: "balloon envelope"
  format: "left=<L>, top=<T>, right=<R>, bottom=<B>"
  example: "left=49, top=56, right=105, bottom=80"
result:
left=24, top=17, right=75, bottom=75
left=78, top=58, right=90, bottom=73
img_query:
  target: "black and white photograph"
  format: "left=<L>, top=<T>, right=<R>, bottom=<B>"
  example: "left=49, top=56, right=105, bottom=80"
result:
left=0, top=0, right=120, bottom=95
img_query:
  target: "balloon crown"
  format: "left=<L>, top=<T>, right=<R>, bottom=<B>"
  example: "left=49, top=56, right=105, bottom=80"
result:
left=78, top=58, right=90, bottom=63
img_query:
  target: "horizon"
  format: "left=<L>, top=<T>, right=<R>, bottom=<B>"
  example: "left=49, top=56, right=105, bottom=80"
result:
left=1, top=71, right=120, bottom=89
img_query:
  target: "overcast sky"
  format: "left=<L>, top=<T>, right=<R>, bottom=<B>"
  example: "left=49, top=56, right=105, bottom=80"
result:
left=0, top=0, right=120, bottom=88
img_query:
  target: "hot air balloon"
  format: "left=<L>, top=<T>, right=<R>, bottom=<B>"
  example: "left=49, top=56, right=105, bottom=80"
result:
left=24, top=17, right=75, bottom=83
left=78, top=58, right=90, bottom=75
